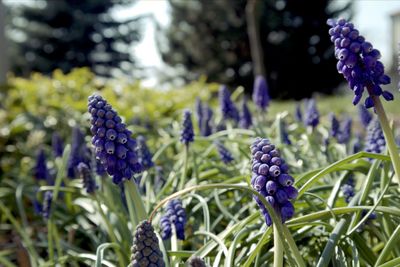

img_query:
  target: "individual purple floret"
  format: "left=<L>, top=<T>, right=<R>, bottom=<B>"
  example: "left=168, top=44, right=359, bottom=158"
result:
left=305, top=99, right=319, bottom=128
left=214, top=141, right=234, bottom=164
left=337, top=117, right=352, bottom=144
left=77, top=162, right=97, bottom=194
left=250, top=138, right=298, bottom=226
left=295, top=103, right=303, bottom=122
left=327, top=18, right=393, bottom=108
left=52, top=133, right=64, bottom=158
left=219, top=85, right=239, bottom=122
left=239, top=98, right=253, bottom=129
left=180, top=109, right=195, bottom=145
left=358, top=104, right=372, bottom=128
left=160, top=199, right=186, bottom=240
left=252, top=75, right=270, bottom=111
left=34, top=148, right=50, bottom=182
left=137, top=135, right=154, bottom=170
left=364, top=118, right=385, bottom=154
left=87, top=94, right=142, bottom=185
left=67, top=127, right=89, bottom=178
left=42, top=191, right=53, bottom=219
left=330, top=113, right=340, bottom=138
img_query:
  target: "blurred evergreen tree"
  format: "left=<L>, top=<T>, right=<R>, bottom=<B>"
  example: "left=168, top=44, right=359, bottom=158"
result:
left=7, top=0, right=141, bottom=77
left=158, top=0, right=351, bottom=99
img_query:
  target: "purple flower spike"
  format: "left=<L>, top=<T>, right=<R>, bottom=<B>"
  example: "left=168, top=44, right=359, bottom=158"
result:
left=42, top=191, right=53, bottom=220
left=305, top=99, right=319, bottom=128
left=52, top=133, right=64, bottom=158
left=330, top=113, right=340, bottom=138
left=180, top=109, right=195, bottom=145
left=137, top=135, right=154, bottom=170
left=239, top=98, right=253, bottom=129
left=328, top=18, right=394, bottom=108
left=295, top=103, right=303, bottom=122
left=77, top=162, right=97, bottom=194
left=252, top=75, right=270, bottom=111
left=34, top=148, right=50, bottom=182
left=358, top=104, right=372, bottom=128
left=160, top=199, right=187, bottom=240
left=215, top=140, right=234, bottom=164
left=250, top=137, right=298, bottom=226
left=87, top=94, right=142, bottom=185
left=219, top=85, right=239, bottom=122
left=364, top=118, right=385, bottom=154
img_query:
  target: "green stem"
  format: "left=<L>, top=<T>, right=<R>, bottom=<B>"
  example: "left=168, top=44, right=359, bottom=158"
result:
left=171, top=225, right=180, bottom=267
left=47, top=219, right=54, bottom=264
left=273, top=224, right=284, bottom=267
left=178, top=145, right=189, bottom=190
left=124, top=179, right=147, bottom=227
left=94, top=195, right=127, bottom=267
left=372, top=95, right=400, bottom=188
left=51, top=221, right=63, bottom=267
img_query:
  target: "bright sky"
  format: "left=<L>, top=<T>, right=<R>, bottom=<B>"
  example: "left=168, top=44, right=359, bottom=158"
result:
left=116, top=0, right=400, bottom=86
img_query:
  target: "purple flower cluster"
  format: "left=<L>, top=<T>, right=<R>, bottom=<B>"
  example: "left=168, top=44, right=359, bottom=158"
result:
left=250, top=138, right=298, bottom=226
left=77, top=162, right=97, bottom=194
left=337, top=117, right=352, bottom=144
left=87, top=94, right=142, bottom=185
left=330, top=113, right=340, bottom=138
left=305, top=99, right=319, bottom=128
left=364, top=118, right=385, bottom=154
left=137, top=136, right=154, bottom=170
left=34, top=148, right=50, bottom=182
left=187, top=256, right=207, bottom=267
left=328, top=18, right=393, bottom=108
left=52, top=133, right=64, bottom=158
left=252, top=75, right=270, bottom=111
left=295, top=103, right=303, bottom=122
left=180, top=109, right=194, bottom=145
left=130, top=220, right=165, bottom=267
left=42, top=191, right=53, bottom=220
left=67, top=127, right=90, bottom=178
left=160, top=199, right=186, bottom=240
left=358, top=105, right=372, bottom=128
left=219, top=85, right=239, bottom=122
left=341, top=176, right=355, bottom=203
left=214, top=141, right=234, bottom=164
left=154, top=166, right=166, bottom=193
left=239, top=99, right=253, bottom=129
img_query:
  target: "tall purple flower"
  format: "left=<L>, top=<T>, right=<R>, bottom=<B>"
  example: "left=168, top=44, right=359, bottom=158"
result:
left=34, top=148, right=50, bottom=182
left=328, top=18, right=393, bottom=108
left=250, top=138, right=298, bottom=226
left=137, top=135, right=154, bottom=170
left=239, top=98, right=253, bottom=129
left=87, top=94, right=142, bottom=185
left=67, top=127, right=89, bottom=178
left=214, top=141, right=234, bottom=164
left=42, top=191, right=53, bottom=220
left=180, top=109, right=194, bottom=145
left=219, top=85, right=239, bottom=122
left=252, top=75, right=270, bottom=111
left=365, top=118, right=386, bottom=154
left=52, top=133, right=64, bottom=158
left=295, top=103, right=303, bottom=122
left=330, top=113, right=340, bottom=138
left=304, top=99, right=319, bottom=128
left=353, top=133, right=363, bottom=153
left=337, top=117, right=352, bottom=144
left=160, top=199, right=187, bottom=240
left=200, top=103, right=213, bottom=136
left=358, top=104, right=372, bottom=128
left=77, top=162, right=97, bottom=194
left=195, top=97, right=203, bottom=130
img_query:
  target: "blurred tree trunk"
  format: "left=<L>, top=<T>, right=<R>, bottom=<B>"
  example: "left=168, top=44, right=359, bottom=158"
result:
left=246, top=0, right=265, bottom=77
left=0, top=0, right=8, bottom=84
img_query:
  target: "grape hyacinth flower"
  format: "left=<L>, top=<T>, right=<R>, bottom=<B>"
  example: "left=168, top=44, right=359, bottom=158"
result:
left=129, top=220, right=165, bottom=267
left=180, top=109, right=194, bottom=145
left=327, top=18, right=393, bottom=108
left=159, top=199, right=187, bottom=240
left=42, top=191, right=53, bottom=220
left=200, top=103, right=213, bottom=136
left=87, top=94, right=142, bottom=185
left=239, top=98, right=253, bottom=129
left=67, top=127, right=89, bottom=178
left=252, top=75, right=270, bottom=111
left=250, top=138, right=298, bottom=226
left=77, top=162, right=97, bottom=194
left=154, top=166, right=166, bottom=193
left=195, top=97, right=203, bottom=130
left=358, top=104, right=372, bottom=128
left=214, top=141, right=234, bottom=164
left=337, top=117, right=352, bottom=144
left=295, top=103, right=303, bottom=122
left=52, top=132, right=64, bottom=158
left=281, top=122, right=291, bottom=145
left=341, top=176, right=355, bottom=203
left=304, top=99, right=319, bottom=128
left=365, top=118, right=386, bottom=154
left=137, top=135, right=154, bottom=170
left=330, top=113, right=340, bottom=138
left=34, top=148, right=50, bottom=182
left=219, top=85, right=239, bottom=122
left=187, top=256, right=207, bottom=267
left=353, top=133, right=363, bottom=153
